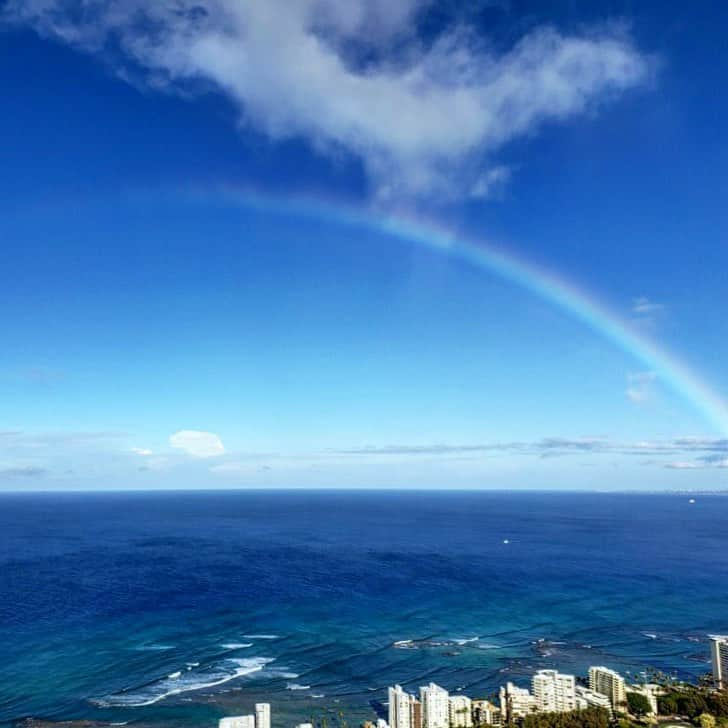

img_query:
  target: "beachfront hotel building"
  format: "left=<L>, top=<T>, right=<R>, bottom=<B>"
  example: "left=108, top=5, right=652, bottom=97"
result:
left=499, top=683, right=537, bottom=721
left=449, top=695, right=473, bottom=728
left=575, top=686, right=612, bottom=713
left=421, top=683, right=450, bottom=728
left=255, top=704, right=271, bottom=728
left=219, top=717, right=256, bottom=728
left=471, top=699, right=501, bottom=727
left=588, top=666, right=626, bottom=710
left=531, top=670, right=576, bottom=713
left=389, top=685, right=422, bottom=728
left=711, top=636, right=728, bottom=689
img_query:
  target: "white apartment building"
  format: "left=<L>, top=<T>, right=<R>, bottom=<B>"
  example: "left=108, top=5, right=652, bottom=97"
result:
left=499, top=683, right=537, bottom=721
left=575, top=686, right=612, bottom=713
left=472, top=699, right=501, bottom=727
left=711, top=636, right=728, bottom=689
left=420, top=683, right=450, bottom=728
left=588, top=666, right=626, bottom=710
left=389, top=685, right=421, bottom=728
left=532, top=670, right=576, bottom=713
left=449, top=695, right=473, bottom=728
left=255, top=703, right=270, bottom=728
left=219, top=716, right=256, bottom=728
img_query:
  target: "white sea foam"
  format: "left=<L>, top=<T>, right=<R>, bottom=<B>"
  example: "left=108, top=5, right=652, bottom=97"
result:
left=287, top=683, right=311, bottom=691
left=228, top=657, right=276, bottom=673
left=643, top=632, right=657, bottom=639
left=92, top=656, right=275, bottom=707
left=393, top=639, right=414, bottom=648
left=132, top=643, right=175, bottom=651
left=311, top=694, right=325, bottom=699
left=453, top=637, right=479, bottom=645
left=243, top=634, right=280, bottom=639
left=221, top=643, right=253, bottom=649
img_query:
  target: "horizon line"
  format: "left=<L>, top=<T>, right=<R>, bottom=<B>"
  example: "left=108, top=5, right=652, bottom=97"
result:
left=1, top=487, right=725, bottom=495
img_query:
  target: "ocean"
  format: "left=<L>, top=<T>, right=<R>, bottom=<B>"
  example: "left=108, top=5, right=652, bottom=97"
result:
left=1, top=491, right=726, bottom=728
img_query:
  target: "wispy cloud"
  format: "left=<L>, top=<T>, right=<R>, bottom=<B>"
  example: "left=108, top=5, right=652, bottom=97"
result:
left=334, top=437, right=610, bottom=457
left=169, top=430, right=225, bottom=458
left=210, top=461, right=273, bottom=475
left=131, top=447, right=153, bottom=456
left=631, top=296, right=666, bottom=328
left=136, top=456, right=170, bottom=472
left=626, top=370, right=657, bottom=404
left=332, top=436, right=728, bottom=469
left=2, top=1, right=651, bottom=201
left=470, top=165, right=513, bottom=200
left=0, top=466, right=47, bottom=478
left=0, top=430, right=128, bottom=449
left=632, top=296, right=664, bottom=315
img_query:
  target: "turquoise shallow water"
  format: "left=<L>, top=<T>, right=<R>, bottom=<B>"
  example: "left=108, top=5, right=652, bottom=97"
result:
left=1, top=491, right=726, bottom=728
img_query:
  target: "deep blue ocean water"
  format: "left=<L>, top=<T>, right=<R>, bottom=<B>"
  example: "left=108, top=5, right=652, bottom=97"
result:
left=1, top=491, right=726, bottom=728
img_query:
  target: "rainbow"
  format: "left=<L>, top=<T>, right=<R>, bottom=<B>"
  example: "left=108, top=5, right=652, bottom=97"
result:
left=197, top=186, right=728, bottom=436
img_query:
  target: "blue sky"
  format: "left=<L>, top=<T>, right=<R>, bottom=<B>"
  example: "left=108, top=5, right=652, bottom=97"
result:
left=1, top=0, right=727, bottom=490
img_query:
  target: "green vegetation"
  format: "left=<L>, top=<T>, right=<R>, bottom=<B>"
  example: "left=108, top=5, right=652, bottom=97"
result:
left=617, top=718, right=652, bottom=728
left=658, top=687, right=728, bottom=723
left=626, top=693, right=652, bottom=717
left=522, top=707, right=610, bottom=728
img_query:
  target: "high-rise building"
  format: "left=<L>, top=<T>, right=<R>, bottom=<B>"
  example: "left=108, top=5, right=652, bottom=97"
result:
left=220, top=716, right=256, bottom=728
left=420, top=683, right=450, bottom=728
left=575, top=686, right=612, bottom=713
left=472, top=699, right=501, bottom=727
left=711, top=636, right=728, bottom=689
left=389, top=685, right=421, bottom=728
left=255, top=703, right=270, bottom=728
left=499, top=683, right=537, bottom=721
left=414, top=698, right=422, bottom=728
left=449, top=695, right=473, bottom=728
left=532, top=670, right=576, bottom=713
left=588, top=667, right=626, bottom=710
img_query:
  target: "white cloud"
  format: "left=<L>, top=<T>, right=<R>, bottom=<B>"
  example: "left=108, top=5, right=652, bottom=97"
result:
left=665, top=461, right=702, bottom=470
left=169, top=430, right=225, bottom=458
left=626, top=370, right=657, bottom=404
left=470, top=165, right=513, bottom=199
left=631, top=297, right=666, bottom=328
left=2, top=1, right=651, bottom=201
left=131, top=447, right=153, bottom=456
left=632, top=296, right=664, bottom=315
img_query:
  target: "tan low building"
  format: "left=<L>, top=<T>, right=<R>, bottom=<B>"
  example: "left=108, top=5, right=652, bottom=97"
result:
left=472, top=699, right=501, bottom=727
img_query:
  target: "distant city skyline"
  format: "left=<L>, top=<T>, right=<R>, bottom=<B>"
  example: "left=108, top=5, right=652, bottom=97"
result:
left=1, top=0, right=727, bottom=490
